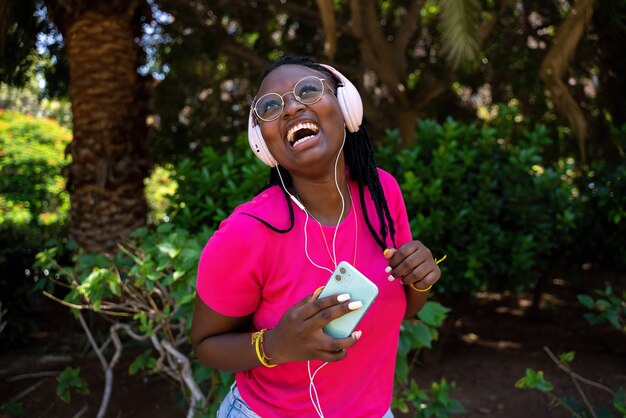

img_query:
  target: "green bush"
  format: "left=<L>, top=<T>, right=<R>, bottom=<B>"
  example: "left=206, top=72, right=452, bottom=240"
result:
left=376, top=116, right=580, bottom=294
left=0, top=110, right=70, bottom=226
left=575, top=153, right=626, bottom=269
left=578, top=283, right=626, bottom=334
left=168, top=135, right=267, bottom=231
left=35, top=223, right=231, bottom=417
left=144, top=164, right=178, bottom=225
left=165, top=115, right=625, bottom=296
left=394, top=302, right=465, bottom=416
left=0, top=109, right=71, bottom=346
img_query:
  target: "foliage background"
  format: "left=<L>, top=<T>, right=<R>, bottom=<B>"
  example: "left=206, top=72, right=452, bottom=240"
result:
left=1, top=0, right=625, bottom=416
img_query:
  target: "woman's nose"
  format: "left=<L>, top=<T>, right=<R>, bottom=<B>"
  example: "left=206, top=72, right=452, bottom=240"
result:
left=282, top=94, right=305, bottom=118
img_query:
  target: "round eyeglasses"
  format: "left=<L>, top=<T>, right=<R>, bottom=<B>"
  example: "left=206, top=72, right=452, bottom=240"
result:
left=252, top=76, right=332, bottom=122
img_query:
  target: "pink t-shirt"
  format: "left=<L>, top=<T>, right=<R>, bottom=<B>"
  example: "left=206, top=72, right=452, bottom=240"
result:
left=197, top=169, right=412, bottom=417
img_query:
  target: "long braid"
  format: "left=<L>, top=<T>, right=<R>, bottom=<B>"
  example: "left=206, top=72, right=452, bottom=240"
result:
left=345, top=128, right=397, bottom=250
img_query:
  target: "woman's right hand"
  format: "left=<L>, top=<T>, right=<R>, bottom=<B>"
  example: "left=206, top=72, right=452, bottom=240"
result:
left=263, top=289, right=362, bottom=364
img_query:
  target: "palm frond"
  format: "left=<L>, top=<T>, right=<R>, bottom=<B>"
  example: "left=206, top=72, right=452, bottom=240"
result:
left=438, top=0, right=481, bottom=70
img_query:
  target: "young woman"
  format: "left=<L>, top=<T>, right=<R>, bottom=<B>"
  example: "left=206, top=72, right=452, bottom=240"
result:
left=191, top=57, right=441, bottom=417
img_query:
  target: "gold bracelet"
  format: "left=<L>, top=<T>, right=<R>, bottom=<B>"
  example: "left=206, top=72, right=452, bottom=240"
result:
left=408, top=255, right=446, bottom=293
left=409, top=283, right=433, bottom=293
left=251, top=329, right=277, bottom=368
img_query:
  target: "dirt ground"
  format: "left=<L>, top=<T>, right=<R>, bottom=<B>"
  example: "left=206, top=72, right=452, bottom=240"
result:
left=1, top=269, right=624, bottom=418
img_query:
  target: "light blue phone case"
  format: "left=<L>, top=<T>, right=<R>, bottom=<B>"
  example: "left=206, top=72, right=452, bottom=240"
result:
left=317, top=261, right=379, bottom=338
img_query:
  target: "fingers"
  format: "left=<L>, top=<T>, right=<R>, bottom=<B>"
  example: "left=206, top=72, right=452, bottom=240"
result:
left=274, top=287, right=365, bottom=363
left=385, top=242, right=441, bottom=289
left=312, top=286, right=325, bottom=298
left=407, top=267, right=440, bottom=290
left=308, top=298, right=363, bottom=330
left=296, top=291, right=353, bottom=320
left=383, top=247, right=396, bottom=259
left=313, top=331, right=362, bottom=362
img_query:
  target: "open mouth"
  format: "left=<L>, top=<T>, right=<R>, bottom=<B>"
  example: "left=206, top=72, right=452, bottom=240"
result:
left=286, top=122, right=320, bottom=147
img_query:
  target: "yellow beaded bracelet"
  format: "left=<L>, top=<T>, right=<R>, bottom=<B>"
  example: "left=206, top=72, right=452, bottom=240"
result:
left=251, top=328, right=277, bottom=368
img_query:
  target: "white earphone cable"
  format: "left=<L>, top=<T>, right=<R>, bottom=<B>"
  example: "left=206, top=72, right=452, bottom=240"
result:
left=273, top=132, right=348, bottom=418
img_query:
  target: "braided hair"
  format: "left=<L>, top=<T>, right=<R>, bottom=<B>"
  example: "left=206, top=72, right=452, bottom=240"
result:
left=245, top=56, right=397, bottom=251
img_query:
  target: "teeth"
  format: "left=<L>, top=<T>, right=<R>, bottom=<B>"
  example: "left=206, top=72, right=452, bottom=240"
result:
left=292, top=136, right=314, bottom=148
left=287, top=122, right=319, bottom=143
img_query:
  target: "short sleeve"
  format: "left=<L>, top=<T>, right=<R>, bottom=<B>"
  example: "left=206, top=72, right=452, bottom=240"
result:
left=196, top=213, right=267, bottom=317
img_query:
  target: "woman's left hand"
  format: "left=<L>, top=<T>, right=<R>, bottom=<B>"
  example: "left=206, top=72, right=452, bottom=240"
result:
left=384, top=240, right=441, bottom=291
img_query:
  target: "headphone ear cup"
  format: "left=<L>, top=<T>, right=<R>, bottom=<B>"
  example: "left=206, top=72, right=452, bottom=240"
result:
left=319, top=64, right=363, bottom=133
left=248, top=109, right=277, bottom=167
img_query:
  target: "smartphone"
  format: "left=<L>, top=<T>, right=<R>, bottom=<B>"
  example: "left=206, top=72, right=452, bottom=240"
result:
left=317, top=261, right=379, bottom=338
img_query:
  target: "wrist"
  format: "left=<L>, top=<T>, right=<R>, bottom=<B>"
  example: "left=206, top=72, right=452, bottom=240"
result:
left=251, top=328, right=277, bottom=368
left=262, top=328, right=285, bottom=366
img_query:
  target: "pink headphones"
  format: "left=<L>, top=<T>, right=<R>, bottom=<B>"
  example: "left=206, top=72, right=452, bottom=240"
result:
left=247, top=64, right=363, bottom=167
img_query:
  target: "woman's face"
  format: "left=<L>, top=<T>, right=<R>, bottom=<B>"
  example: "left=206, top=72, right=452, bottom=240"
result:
left=255, top=64, right=346, bottom=175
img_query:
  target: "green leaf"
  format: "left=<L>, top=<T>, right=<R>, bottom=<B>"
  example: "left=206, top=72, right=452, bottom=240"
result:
left=395, top=355, right=410, bottom=384
left=1, top=402, right=26, bottom=417
left=157, top=242, right=180, bottom=258
left=56, top=367, right=89, bottom=403
left=577, top=294, right=595, bottom=309
left=417, top=301, right=450, bottom=327
left=411, top=322, right=434, bottom=349
left=193, top=364, right=214, bottom=384
left=515, top=369, right=553, bottom=392
left=613, top=387, right=626, bottom=414
left=129, top=349, right=157, bottom=375
left=559, top=351, right=575, bottom=364
left=448, top=399, right=467, bottom=414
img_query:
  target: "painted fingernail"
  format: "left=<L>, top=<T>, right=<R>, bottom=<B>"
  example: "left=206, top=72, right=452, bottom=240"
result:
left=383, top=248, right=391, bottom=256
left=313, top=286, right=325, bottom=297
left=337, top=293, right=350, bottom=302
left=348, top=301, right=363, bottom=310
left=352, top=330, right=362, bottom=340
left=385, top=266, right=392, bottom=273
left=388, top=275, right=395, bottom=282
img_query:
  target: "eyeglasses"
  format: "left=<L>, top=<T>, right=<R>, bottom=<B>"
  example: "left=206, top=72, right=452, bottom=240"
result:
left=252, top=76, right=333, bottom=122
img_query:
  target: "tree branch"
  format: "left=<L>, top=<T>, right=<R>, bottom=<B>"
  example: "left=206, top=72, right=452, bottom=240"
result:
left=393, top=0, right=425, bottom=70
left=77, top=313, right=120, bottom=418
left=161, top=340, right=206, bottom=418
left=543, top=346, right=616, bottom=396
left=539, top=0, right=595, bottom=163
left=315, top=0, right=337, bottom=61
left=216, top=25, right=268, bottom=71
left=262, top=0, right=320, bottom=21
left=414, top=68, right=455, bottom=109
left=350, top=0, right=407, bottom=105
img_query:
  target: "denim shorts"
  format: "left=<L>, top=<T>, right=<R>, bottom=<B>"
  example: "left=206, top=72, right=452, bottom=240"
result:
left=217, top=384, right=261, bottom=418
left=217, top=383, right=394, bottom=418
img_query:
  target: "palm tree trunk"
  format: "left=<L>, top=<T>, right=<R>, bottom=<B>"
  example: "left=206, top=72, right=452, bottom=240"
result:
left=48, top=3, right=151, bottom=253
left=395, top=107, right=419, bottom=145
